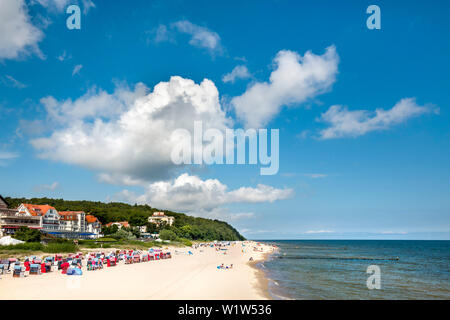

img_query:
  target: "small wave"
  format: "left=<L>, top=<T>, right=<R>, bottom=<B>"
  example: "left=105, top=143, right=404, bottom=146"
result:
left=270, top=292, right=293, bottom=300
left=277, top=255, right=399, bottom=261
left=267, top=280, right=292, bottom=300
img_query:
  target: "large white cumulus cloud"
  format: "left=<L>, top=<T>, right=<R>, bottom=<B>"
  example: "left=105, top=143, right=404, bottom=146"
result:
left=0, top=0, right=44, bottom=60
left=112, top=173, right=293, bottom=216
left=231, top=46, right=339, bottom=128
left=31, top=76, right=232, bottom=182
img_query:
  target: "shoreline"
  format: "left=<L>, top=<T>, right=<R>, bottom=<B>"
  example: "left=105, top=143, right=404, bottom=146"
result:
left=249, top=245, right=280, bottom=300
left=0, top=241, right=275, bottom=300
left=248, top=254, right=271, bottom=300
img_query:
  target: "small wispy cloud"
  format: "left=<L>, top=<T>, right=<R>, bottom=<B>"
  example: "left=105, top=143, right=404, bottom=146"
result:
left=0, top=151, right=19, bottom=166
left=228, top=212, right=255, bottom=221
left=172, top=20, right=223, bottom=54
left=302, top=173, right=328, bottom=179
left=57, top=50, right=71, bottom=61
left=379, top=231, right=408, bottom=235
left=282, top=172, right=328, bottom=179
left=241, top=229, right=277, bottom=234
left=0, top=151, right=18, bottom=160
left=34, top=181, right=59, bottom=192
left=2, top=75, right=27, bottom=89
left=82, top=0, right=95, bottom=14
left=151, top=20, right=223, bottom=55
left=296, top=130, right=310, bottom=139
left=318, top=98, right=438, bottom=139
left=72, top=64, right=83, bottom=76
left=222, top=65, right=251, bottom=83
left=151, top=24, right=174, bottom=44
left=234, top=56, right=247, bottom=62
left=304, top=230, right=333, bottom=234
left=34, top=0, right=70, bottom=12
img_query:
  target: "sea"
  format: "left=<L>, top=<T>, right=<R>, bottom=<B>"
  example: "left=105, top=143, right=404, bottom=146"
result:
left=258, top=240, right=450, bottom=300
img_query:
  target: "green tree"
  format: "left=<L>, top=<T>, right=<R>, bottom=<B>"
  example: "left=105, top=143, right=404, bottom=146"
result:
left=127, top=226, right=141, bottom=238
left=110, top=228, right=136, bottom=240
left=128, top=214, right=147, bottom=227
left=179, top=225, right=193, bottom=239
left=159, top=229, right=177, bottom=241
left=103, top=224, right=119, bottom=235
left=145, top=222, right=158, bottom=234
left=12, top=227, right=42, bottom=242
left=4, top=196, right=246, bottom=241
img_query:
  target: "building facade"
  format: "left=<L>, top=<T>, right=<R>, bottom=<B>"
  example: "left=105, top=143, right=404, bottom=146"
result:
left=85, top=215, right=102, bottom=238
left=148, top=212, right=175, bottom=226
left=0, top=196, right=42, bottom=236
left=15, top=203, right=102, bottom=239
left=59, top=211, right=87, bottom=233
left=0, top=197, right=102, bottom=239
left=17, top=204, right=59, bottom=232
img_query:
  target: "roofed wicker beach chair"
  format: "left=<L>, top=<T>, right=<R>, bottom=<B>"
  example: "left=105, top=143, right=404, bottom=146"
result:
left=13, top=264, right=24, bottom=278
left=106, top=256, right=116, bottom=267
left=61, top=261, right=70, bottom=274
left=125, top=255, right=133, bottom=264
left=87, top=259, right=93, bottom=271
left=0, top=259, right=11, bottom=274
left=29, top=264, right=40, bottom=275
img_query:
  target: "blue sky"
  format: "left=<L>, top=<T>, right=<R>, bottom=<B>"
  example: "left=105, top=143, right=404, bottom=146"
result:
left=1, top=0, right=449, bottom=240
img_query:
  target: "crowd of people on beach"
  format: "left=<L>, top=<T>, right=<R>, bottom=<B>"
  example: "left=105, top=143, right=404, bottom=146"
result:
left=1, top=241, right=274, bottom=279
left=0, top=248, right=171, bottom=279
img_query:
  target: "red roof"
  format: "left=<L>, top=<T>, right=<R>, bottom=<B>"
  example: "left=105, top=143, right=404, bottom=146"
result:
left=85, top=215, right=100, bottom=224
left=21, top=204, right=56, bottom=216
left=59, top=211, right=84, bottom=214
left=105, top=221, right=129, bottom=228
left=59, top=211, right=82, bottom=221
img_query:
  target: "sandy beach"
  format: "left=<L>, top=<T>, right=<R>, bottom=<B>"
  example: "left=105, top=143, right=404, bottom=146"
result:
left=0, top=241, right=275, bottom=300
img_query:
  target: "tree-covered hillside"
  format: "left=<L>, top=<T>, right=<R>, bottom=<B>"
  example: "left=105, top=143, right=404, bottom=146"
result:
left=5, top=197, right=245, bottom=241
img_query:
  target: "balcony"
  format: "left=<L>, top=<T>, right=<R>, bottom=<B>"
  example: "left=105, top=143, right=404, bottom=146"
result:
left=1, top=216, right=41, bottom=223
left=0, top=220, right=41, bottom=227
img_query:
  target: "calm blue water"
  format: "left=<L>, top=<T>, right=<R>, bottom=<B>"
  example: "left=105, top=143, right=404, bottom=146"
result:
left=260, top=240, right=450, bottom=300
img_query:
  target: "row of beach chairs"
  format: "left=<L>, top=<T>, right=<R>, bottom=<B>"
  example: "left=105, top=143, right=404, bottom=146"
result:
left=1, top=249, right=171, bottom=278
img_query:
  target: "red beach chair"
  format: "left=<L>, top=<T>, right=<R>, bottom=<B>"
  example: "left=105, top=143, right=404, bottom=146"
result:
left=61, top=262, right=70, bottom=274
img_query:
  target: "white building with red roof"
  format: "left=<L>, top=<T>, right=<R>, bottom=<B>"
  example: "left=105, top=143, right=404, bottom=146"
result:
left=104, top=221, right=130, bottom=229
left=15, top=203, right=102, bottom=239
left=85, top=215, right=102, bottom=238
left=0, top=196, right=43, bottom=236
left=17, top=203, right=60, bottom=232
left=148, top=211, right=175, bottom=226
